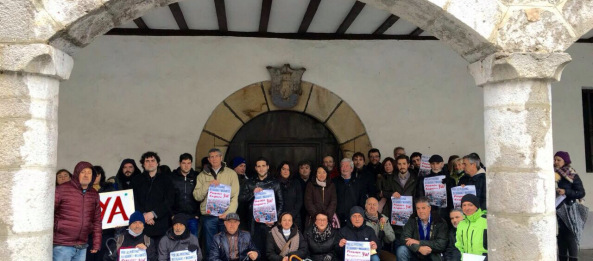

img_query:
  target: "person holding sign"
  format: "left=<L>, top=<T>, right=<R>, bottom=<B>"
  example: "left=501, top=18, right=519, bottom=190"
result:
left=416, top=155, right=455, bottom=227
left=240, top=157, right=284, bottom=257
left=455, top=194, right=487, bottom=259
left=53, top=161, right=102, bottom=261
left=335, top=206, right=380, bottom=261
left=210, top=213, right=259, bottom=261
left=364, top=197, right=396, bottom=261
left=458, top=154, right=487, bottom=210
left=266, top=212, right=308, bottom=261
left=396, top=197, right=448, bottom=261
left=158, top=214, right=202, bottom=261
left=105, top=211, right=157, bottom=261
left=193, top=148, right=241, bottom=259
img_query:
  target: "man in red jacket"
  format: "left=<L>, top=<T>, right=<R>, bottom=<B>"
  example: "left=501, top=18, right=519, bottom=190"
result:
left=53, top=161, right=102, bottom=261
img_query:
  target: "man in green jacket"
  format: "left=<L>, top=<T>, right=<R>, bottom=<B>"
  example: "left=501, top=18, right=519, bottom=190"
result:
left=455, top=194, right=487, bottom=258
left=396, top=197, right=448, bottom=261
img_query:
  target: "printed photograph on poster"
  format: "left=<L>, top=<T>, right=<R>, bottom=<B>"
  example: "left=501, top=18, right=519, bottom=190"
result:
left=391, top=196, right=413, bottom=226
left=253, top=189, right=277, bottom=223
left=423, top=175, right=447, bottom=208
left=451, top=185, right=476, bottom=209
left=419, top=155, right=431, bottom=177
left=99, top=189, right=135, bottom=229
left=206, top=184, right=232, bottom=216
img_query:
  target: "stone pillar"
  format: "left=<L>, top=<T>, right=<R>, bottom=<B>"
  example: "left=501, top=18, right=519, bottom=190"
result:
left=0, top=44, right=73, bottom=260
left=469, top=52, right=571, bottom=261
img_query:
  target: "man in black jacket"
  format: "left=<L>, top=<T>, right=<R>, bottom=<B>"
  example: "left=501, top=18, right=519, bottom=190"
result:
left=113, top=158, right=142, bottom=191
left=459, top=154, right=487, bottom=210
left=333, top=158, right=365, bottom=227
left=335, top=206, right=380, bottom=261
left=416, top=155, right=455, bottom=226
left=132, top=151, right=174, bottom=246
left=239, top=157, right=284, bottom=257
left=171, top=153, right=200, bottom=237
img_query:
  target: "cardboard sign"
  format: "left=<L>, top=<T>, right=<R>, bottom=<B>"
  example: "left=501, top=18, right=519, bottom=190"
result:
left=206, top=184, right=231, bottom=216
left=99, top=189, right=135, bottom=229
left=253, top=189, right=277, bottom=223
left=419, top=155, right=431, bottom=177
left=119, top=248, right=147, bottom=261
left=451, top=185, right=476, bottom=209
left=424, top=176, right=447, bottom=208
left=345, top=241, right=371, bottom=261
left=391, top=196, right=413, bottom=226
left=170, top=250, right=198, bottom=261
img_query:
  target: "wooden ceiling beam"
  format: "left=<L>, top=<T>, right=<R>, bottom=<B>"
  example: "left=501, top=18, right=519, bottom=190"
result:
left=298, top=0, right=322, bottom=34
left=214, top=0, right=228, bottom=32
left=259, top=0, right=273, bottom=32
left=169, top=3, right=189, bottom=30
left=336, top=1, right=365, bottom=34
left=133, top=18, right=149, bottom=30
left=373, top=14, right=399, bottom=35
left=409, top=27, right=424, bottom=36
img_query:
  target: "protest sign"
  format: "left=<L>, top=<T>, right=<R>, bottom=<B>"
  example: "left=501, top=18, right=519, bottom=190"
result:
left=99, top=189, right=135, bottom=229
left=419, top=155, right=431, bottom=177
left=462, top=253, right=486, bottom=261
left=253, top=189, right=277, bottom=223
left=451, top=185, right=476, bottom=209
left=206, top=184, right=232, bottom=216
left=391, top=196, right=413, bottom=226
left=170, top=250, right=198, bottom=261
left=424, top=175, right=447, bottom=208
left=345, top=241, right=371, bottom=261
left=119, top=248, right=147, bottom=261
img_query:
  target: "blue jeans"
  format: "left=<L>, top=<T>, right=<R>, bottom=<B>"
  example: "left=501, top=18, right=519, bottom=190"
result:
left=53, top=245, right=87, bottom=261
left=396, top=245, right=419, bottom=261
left=187, top=217, right=199, bottom=237
left=371, top=254, right=380, bottom=261
left=201, top=215, right=225, bottom=258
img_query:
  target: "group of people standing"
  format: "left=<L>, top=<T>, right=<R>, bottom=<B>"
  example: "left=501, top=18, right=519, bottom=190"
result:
left=53, top=147, right=586, bottom=261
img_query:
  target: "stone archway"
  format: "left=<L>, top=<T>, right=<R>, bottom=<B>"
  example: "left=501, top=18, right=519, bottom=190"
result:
left=195, top=81, right=372, bottom=162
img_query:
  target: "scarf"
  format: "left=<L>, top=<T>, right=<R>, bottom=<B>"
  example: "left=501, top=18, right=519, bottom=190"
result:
left=313, top=225, right=333, bottom=243
left=270, top=227, right=299, bottom=257
left=316, top=178, right=326, bottom=187
left=555, top=166, right=577, bottom=183
left=364, top=211, right=379, bottom=223
left=417, top=215, right=432, bottom=241
left=397, top=172, right=410, bottom=187
left=128, top=228, right=142, bottom=237
left=170, top=228, right=190, bottom=241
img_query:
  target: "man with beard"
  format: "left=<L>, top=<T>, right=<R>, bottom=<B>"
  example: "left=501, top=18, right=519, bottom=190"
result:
left=171, top=153, right=201, bottom=237
left=409, top=152, right=422, bottom=178
left=366, top=148, right=383, bottom=176
left=239, top=157, right=284, bottom=257
left=158, top=214, right=202, bottom=260
left=132, top=152, right=175, bottom=246
left=113, top=158, right=141, bottom=190
left=323, top=155, right=340, bottom=179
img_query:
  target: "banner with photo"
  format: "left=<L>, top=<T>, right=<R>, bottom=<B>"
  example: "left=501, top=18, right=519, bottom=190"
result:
left=424, top=175, right=447, bottom=208
left=391, top=196, right=413, bottom=226
left=253, top=189, right=277, bottom=223
left=206, top=184, right=232, bottom=216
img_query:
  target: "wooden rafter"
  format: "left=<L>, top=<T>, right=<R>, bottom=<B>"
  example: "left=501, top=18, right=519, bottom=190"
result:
left=409, top=27, right=424, bottom=36
left=259, top=0, right=273, bottom=32
left=336, top=1, right=365, bottom=34
left=169, top=3, right=189, bottom=30
left=298, top=0, right=322, bottom=34
left=373, top=14, right=399, bottom=35
left=133, top=18, right=149, bottom=30
left=214, top=0, right=228, bottom=32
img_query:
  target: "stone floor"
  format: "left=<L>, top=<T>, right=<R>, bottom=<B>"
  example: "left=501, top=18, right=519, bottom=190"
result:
left=581, top=249, right=593, bottom=260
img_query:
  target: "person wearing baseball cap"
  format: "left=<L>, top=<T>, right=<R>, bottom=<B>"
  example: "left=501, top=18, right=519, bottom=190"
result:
left=210, top=213, right=259, bottom=260
left=455, top=194, right=487, bottom=258
left=416, top=154, right=455, bottom=227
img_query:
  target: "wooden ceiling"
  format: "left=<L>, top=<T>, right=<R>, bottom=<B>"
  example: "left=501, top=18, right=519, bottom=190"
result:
left=107, top=0, right=593, bottom=43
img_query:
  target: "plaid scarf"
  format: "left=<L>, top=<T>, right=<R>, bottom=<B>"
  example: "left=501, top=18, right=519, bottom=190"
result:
left=555, top=166, right=577, bottom=183
left=313, top=225, right=333, bottom=243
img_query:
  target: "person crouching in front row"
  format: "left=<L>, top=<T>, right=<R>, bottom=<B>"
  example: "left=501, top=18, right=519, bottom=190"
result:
left=158, top=214, right=202, bottom=261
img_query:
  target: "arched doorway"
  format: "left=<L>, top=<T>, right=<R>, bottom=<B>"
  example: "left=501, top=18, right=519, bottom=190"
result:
left=195, top=81, right=372, bottom=167
left=225, top=111, right=340, bottom=177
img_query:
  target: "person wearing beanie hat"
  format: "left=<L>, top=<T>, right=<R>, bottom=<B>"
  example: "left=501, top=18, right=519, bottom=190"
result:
left=455, top=194, right=488, bottom=258
left=554, top=150, right=586, bottom=261
left=129, top=211, right=146, bottom=225
left=104, top=211, right=157, bottom=261
left=158, top=213, right=202, bottom=261
left=335, top=206, right=380, bottom=261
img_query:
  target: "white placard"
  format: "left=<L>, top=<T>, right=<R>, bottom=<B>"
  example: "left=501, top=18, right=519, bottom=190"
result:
left=419, top=155, right=431, bottom=177
left=206, top=184, right=231, bottom=216
left=170, top=250, right=198, bottom=261
left=99, top=189, right=135, bottom=229
left=253, top=189, right=277, bottom=223
left=345, top=241, right=371, bottom=261
left=462, top=253, right=486, bottom=261
left=391, top=196, right=413, bottom=226
left=119, top=248, right=147, bottom=261
left=424, top=176, right=447, bottom=208
left=451, top=185, right=476, bottom=209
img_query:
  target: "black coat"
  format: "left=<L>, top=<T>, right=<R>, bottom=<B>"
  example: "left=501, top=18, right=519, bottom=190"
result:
left=279, top=178, right=304, bottom=230
left=458, top=169, right=487, bottom=210
left=353, top=167, right=377, bottom=201
left=400, top=213, right=448, bottom=261
left=239, top=175, right=284, bottom=223
left=171, top=168, right=200, bottom=216
left=332, top=176, right=365, bottom=226
left=266, top=227, right=308, bottom=261
left=131, top=171, right=174, bottom=237
left=443, top=227, right=461, bottom=261
left=334, top=222, right=378, bottom=260
left=556, top=172, right=586, bottom=207
left=304, top=225, right=337, bottom=261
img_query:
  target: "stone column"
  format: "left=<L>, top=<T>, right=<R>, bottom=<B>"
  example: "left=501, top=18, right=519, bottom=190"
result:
left=469, top=52, right=571, bottom=261
left=0, top=44, right=73, bottom=260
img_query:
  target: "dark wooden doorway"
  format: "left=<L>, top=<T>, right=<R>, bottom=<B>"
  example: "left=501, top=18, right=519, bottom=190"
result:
left=225, top=111, right=340, bottom=177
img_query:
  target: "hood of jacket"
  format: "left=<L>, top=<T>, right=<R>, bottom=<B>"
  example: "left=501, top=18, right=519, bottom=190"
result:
left=70, top=161, right=96, bottom=191
left=116, top=158, right=141, bottom=182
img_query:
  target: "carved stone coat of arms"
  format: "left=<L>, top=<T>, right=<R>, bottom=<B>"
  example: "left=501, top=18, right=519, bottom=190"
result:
left=266, top=64, right=306, bottom=109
